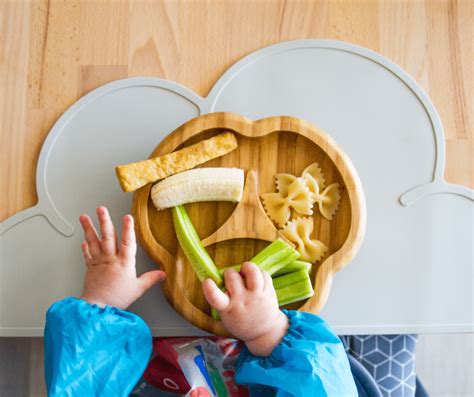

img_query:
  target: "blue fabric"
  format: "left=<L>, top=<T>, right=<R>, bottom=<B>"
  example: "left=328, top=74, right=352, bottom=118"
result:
left=235, top=309, right=357, bottom=397
left=44, top=297, right=152, bottom=397
left=347, top=354, right=383, bottom=397
left=341, top=335, right=419, bottom=397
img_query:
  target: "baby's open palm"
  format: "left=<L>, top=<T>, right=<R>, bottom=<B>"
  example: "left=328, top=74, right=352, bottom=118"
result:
left=79, top=206, right=166, bottom=309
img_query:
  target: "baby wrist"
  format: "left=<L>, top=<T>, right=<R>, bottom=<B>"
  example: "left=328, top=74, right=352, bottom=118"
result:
left=245, top=311, right=289, bottom=357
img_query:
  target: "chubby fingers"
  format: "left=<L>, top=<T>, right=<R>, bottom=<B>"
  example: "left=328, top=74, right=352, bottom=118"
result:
left=97, top=206, right=117, bottom=255
left=224, top=268, right=245, bottom=297
left=262, top=270, right=274, bottom=291
left=79, top=214, right=101, bottom=257
left=119, top=214, right=137, bottom=260
left=81, top=241, right=92, bottom=265
left=202, top=279, right=230, bottom=311
left=240, top=262, right=264, bottom=291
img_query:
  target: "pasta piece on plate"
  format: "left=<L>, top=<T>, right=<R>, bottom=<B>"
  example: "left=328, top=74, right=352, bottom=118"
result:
left=305, top=174, right=341, bottom=221
left=275, top=173, right=296, bottom=197
left=262, top=177, right=313, bottom=227
left=302, top=162, right=326, bottom=190
left=281, top=217, right=328, bottom=263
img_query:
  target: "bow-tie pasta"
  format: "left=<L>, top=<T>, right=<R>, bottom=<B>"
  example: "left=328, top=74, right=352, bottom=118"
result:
left=276, top=163, right=326, bottom=197
left=304, top=174, right=341, bottom=221
left=262, top=177, right=313, bottom=227
left=281, top=217, right=328, bottom=263
left=264, top=162, right=341, bottom=224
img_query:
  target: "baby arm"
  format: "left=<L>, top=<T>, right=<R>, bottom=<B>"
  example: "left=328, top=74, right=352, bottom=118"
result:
left=45, top=207, right=166, bottom=396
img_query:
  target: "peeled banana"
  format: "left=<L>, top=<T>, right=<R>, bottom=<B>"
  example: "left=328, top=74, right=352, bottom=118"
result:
left=151, top=167, right=244, bottom=210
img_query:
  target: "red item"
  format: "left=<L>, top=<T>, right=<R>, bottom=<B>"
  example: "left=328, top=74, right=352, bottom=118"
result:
left=144, top=337, right=194, bottom=394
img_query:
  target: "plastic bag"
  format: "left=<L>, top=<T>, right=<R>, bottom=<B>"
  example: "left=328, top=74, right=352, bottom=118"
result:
left=201, top=339, right=249, bottom=397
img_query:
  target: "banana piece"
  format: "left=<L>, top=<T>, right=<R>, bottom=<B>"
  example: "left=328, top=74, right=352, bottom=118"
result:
left=151, top=167, right=244, bottom=210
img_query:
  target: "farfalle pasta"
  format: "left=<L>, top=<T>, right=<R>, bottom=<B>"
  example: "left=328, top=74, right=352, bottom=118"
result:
left=262, top=177, right=313, bottom=227
left=304, top=174, right=341, bottom=221
left=271, top=162, right=340, bottom=221
left=281, top=217, right=328, bottom=263
left=276, top=163, right=326, bottom=196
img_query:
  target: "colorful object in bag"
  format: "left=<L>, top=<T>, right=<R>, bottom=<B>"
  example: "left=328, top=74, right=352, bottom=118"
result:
left=202, top=339, right=249, bottom=397
left=144, top=338, right=194, bottom=394
left=144, top=337, right=250, bottom=397
left=174, top=340, right=216, bottom=397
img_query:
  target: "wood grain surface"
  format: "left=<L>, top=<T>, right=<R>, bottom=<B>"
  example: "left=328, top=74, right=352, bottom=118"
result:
left=0, top=0, right=472, bottom=223
left=133, top=113, right=366, bottom=335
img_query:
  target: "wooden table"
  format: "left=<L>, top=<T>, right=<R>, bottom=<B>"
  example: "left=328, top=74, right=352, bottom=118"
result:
left=1, top=0, right=472, bottom=221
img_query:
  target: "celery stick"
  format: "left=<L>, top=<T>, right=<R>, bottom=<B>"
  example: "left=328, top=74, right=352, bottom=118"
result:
left=211, top=308, right=221, bottom=320
left=273, top=270, right=314, bottom=306
left=273, top=260, right=312, bottom=277
left=217, top=239, right=299, bottom=276
left=276, top=280, right=314, bottom=306
left=250, top=239, right=300, bottom=275
left=172, top=205, right=223, bottom=287
left=218, top=264, right=241, bottom=275
left=273, top=269, right=308, bottom=289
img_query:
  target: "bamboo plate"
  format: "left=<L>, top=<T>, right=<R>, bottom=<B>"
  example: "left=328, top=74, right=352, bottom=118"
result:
left=133, top=112, right=366, bottom=336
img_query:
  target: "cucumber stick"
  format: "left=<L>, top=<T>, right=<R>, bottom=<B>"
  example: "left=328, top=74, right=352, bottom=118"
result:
left=251, top=238, right=300, bottom=275
left=273, top=260, right=312, bottom=277
left=273, top=270, right=314, bottom=306
left=211, top=307, right=221, bottom=320
left=218, top=239, right=300, bottom=276
left=172, top=205, right=223, bottom=287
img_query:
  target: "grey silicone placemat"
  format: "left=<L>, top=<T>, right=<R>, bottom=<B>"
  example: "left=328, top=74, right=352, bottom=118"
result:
left=1, top=39, right=472, bottom=336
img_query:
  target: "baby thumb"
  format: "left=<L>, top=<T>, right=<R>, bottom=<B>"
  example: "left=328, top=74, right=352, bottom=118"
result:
left=139, top=270, right=166, bottom=291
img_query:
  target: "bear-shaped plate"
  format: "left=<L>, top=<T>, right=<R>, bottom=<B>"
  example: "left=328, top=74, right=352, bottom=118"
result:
left=133, top=112, right=366, bottom=336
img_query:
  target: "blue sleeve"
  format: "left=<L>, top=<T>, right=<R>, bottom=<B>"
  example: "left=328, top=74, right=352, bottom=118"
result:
left=235, top=309, right=357, bottom=397
left=44, top=297, right=152, bottom=397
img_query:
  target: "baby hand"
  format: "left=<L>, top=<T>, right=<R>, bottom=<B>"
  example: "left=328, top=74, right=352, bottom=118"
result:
left=79, top=206, right=166, bottom=310
left=202, top=262, right=289, bottom=356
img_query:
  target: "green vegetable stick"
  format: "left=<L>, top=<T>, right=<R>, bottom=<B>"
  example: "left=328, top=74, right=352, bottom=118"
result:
left=218, top=264, right=241, bottom=275
left=251, top=238, right=300, bottom=275
left=276, top=280, right=314, bottom=306
left=211, top=307, right=221, bottom=321
left=172, top=205, right=223, bottom=287
left=273, top=269, right=308, bottom=289
left=218, top=239, right=300, bottom=276
left=273, top=270, right=314, bottom=306
left=273, top=260, right=312, bottom=277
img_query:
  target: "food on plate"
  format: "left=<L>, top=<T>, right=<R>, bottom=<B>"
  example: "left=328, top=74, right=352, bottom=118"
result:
left=151, top=168, right=244, bottom=210
left=247, top=238, right=300, bottom=275
left=172, top=205, right=223, bottom=287
left=261, top=178, right=313, bottom=227
left=219, top=259, right=311, bottom=277
left=263, top=162, right=341, bottom=223
left=217, top=239, right=300, bottom=277
left=276, top=162, right=326, bottom=196
left=305, top=176, right=341, bottom=221
left=116, top=132, right=238, bottom=192
left=273, top=260, right=312, bottom=277
left=273, top=269, right=314, bottom=306
left=281, top=217, right=328, bottom=263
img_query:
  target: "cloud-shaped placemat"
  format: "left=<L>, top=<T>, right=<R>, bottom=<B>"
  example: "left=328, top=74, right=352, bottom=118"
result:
left=1, top=40, right=472, bottom=336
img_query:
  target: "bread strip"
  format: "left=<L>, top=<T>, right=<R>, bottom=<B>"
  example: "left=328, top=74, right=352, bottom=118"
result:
left=115, top=132, right=238, bottom=192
